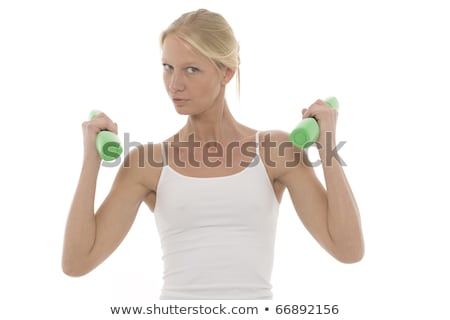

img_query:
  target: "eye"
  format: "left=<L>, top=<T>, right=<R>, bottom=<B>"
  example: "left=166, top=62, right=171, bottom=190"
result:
left=186, top=66, right=200, bottom=74
left=162, top=63, right=173, bottom=71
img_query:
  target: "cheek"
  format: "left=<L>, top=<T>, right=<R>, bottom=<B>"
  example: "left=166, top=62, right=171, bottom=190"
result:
left=195, top=82, right=219, bottom=104
left=163, top=73, right=170, bottom=90
left=204, top=77, right=222, bottom=96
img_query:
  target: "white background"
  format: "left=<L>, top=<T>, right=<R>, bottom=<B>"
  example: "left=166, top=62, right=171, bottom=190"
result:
left=1, top=0, right=449, bottom=319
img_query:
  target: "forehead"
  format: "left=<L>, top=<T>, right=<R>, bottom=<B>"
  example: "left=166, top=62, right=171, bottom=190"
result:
left=161, top=34, right=211, bottom=66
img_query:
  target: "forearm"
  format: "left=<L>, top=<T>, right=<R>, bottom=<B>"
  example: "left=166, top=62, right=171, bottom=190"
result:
left=319, top=146, right=364, bottom=262
left=62, top=160, right=101, bottom=272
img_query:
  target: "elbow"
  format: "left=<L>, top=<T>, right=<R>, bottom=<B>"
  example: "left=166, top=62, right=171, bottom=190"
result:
left=62, top=264, right=85, bottom=278
left=61, top=258, right=91, bottom=278
left=336, top=251, right=364, bottom=264
left=333, top=242, right=365, bottom=264
left=336, top=247, right=365, bottom=264
left=331, top=232, right=365, bottom=264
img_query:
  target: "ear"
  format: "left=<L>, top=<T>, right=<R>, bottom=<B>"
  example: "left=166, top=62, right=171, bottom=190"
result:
left=221, top=67, right=236, bottom=85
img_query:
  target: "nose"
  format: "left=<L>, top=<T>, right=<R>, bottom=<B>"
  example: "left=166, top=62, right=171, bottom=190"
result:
left=168, top=72, right=185, bottom=93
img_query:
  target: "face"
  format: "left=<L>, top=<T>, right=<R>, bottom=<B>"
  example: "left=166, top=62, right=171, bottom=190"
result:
left=161, top=34, right=232, bottom=115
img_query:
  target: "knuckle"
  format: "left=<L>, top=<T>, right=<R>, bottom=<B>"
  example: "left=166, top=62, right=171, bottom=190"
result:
left=81, top=121, right=92, bottom=130
left=83, top=120, right=99, bottom=132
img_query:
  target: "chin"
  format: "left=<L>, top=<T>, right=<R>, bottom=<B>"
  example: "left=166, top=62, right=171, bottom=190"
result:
left=174, top=103, right=206, bottom=116
left=174, top=106, right=192, bottom=115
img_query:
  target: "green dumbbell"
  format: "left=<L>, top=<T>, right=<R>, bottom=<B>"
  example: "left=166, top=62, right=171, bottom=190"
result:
left=289, top=97, right=339, bottom=148
left=89, top=110, right=123, bottom=161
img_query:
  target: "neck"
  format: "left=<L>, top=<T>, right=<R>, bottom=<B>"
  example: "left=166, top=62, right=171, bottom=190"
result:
left=182, top=100, right=240, bottom=142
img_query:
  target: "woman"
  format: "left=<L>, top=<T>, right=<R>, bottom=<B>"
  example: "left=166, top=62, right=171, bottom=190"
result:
left=62, top=9, right=364, bottom=300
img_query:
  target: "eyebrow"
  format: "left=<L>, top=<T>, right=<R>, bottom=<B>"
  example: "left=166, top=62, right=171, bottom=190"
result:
left=161, top=61, right=201, bottom=69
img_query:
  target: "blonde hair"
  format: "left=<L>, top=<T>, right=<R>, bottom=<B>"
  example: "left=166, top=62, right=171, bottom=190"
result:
left=160, top=9, right=241, bottom=98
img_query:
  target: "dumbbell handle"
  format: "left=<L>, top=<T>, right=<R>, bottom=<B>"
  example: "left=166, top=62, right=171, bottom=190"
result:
left=289, top=97, right=339, bottom=149
left=89, top=110, right=123, bottom=161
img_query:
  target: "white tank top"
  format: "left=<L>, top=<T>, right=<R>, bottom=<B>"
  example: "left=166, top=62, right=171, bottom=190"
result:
left=154, top=132, right=280, bottom=299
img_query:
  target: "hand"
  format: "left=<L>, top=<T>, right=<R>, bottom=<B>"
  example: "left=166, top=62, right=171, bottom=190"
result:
left=302, top=99, right=338, bottom=148
left=81, top=112, right=118, bottom=162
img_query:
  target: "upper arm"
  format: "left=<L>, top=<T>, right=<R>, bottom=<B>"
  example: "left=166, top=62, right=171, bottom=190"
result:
left=87, top=145, right=158, bottom=270
left=267, top=131, right=336, bottom=256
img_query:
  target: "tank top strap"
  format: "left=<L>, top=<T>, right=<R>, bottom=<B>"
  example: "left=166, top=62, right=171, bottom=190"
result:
left=160, top=142, right=167, bottom=166
left=255, top=131, right=260, bottom=157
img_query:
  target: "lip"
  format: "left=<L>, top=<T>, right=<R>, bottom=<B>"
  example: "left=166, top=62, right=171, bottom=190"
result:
left=172, top=98, right=190, bottom=106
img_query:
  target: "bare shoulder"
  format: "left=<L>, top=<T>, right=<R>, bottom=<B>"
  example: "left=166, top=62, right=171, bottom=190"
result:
left=259, top=129, right=297, bottom=154
left=256, top=130, right=307, bottom=201
left=259, top=130, right=310, bottom=177
left=120, top=142, right=165, bottom=194
left=259, top=129, right=290, bottom=142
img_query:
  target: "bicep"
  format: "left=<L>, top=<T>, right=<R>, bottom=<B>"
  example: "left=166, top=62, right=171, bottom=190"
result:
left=278, top=158, right=335, bottom=254
left=88, top=150, right=152, bottom=268
left=263, top=130, right=335, bottom=254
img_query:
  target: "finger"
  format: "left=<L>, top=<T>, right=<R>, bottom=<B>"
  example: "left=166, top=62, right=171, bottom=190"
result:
left=315, top=99, right=326, bottom=106
left=91, top=116, right=117, bottom=134
left=101, top=119, right=118, bottom=134
left=303, top=107, right=318, bottom=120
